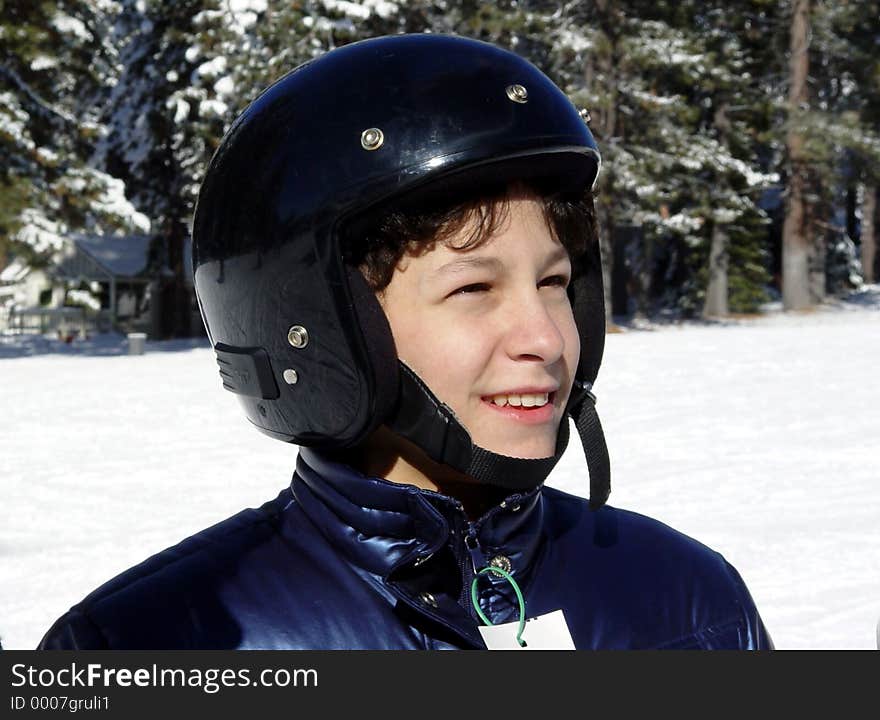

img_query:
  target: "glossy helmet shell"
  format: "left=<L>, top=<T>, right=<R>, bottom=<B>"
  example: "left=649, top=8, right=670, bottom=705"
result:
left=192, top=33, right=604, bottom=449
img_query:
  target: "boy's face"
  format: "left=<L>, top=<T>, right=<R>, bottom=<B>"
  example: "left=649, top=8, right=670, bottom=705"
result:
left=378, top=194, right=580, bottom=460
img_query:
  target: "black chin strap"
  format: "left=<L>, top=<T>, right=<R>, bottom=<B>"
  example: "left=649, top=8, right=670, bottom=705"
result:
left=387, top=362, right=611, bottom=508
left=571, top=386, right=611, bottom=510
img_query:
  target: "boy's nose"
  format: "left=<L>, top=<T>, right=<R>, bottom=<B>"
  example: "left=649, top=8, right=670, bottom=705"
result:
left=504, top=294, right=566, bottom=365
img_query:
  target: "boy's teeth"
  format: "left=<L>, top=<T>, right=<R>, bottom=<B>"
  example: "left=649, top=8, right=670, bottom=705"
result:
left=488, top=393, right=549, bottom=408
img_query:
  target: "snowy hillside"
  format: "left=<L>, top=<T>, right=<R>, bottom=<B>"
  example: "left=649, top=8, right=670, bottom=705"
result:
left=2, top=290, right=879, bottom=649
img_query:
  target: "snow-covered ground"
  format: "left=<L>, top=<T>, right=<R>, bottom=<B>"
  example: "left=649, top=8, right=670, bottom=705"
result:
left=2, top=288, right=879, bottom=649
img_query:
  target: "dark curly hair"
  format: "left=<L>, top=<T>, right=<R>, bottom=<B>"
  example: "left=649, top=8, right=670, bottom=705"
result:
left=343, top=180, right=598, bottom=292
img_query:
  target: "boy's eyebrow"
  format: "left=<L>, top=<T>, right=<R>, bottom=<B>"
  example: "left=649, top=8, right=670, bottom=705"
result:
left=429, top=246, right=571, bottom=279
left=429, top=256, right=504, bottom=277
left=541, top=245, right=572, bottom=269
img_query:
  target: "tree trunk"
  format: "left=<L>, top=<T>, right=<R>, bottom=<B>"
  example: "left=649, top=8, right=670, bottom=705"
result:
left=846, top=183, right=858, bottom=243
left=808, top=192, right=826, bottom=302
left=782, top=0, right=813, bottom=310
left=157, top=219, right=191, bottom=339
left=598, top=211, right=614, bottom=322
left=592, top=0, right=621, bottom=326
left=863, top=184, right=877, bottom=284
left=703, top=224, right=729, bottom=317
left=704, top=103, right=731, bottom=318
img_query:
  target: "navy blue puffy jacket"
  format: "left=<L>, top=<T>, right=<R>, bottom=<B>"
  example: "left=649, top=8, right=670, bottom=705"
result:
left=39, top=449, right=772, bottom=649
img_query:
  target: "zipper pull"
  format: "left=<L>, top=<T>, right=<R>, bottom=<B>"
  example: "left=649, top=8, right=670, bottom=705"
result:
left=465, top=529, right=487, bottom=575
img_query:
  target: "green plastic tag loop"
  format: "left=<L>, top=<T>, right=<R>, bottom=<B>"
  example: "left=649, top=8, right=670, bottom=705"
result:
left=470, top=566, right=527, bottom=647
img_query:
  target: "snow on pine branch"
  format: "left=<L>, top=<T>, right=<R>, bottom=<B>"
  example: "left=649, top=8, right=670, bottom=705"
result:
left=51, top=11, right=93, bottom=42
left=0, top=92, right=36, bottom=152
left=320, top=0, right=400, bottom=21
left=13, top=209, right=66, bottom=254
left=85, top=172, right=151, bottom=233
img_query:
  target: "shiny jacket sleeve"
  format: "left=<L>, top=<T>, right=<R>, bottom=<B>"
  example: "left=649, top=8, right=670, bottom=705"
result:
left=38, top=608, right=110, bottom=650
left=652, top=558, right=774, bottom=650
left=715, top=560, right=774, bottom=650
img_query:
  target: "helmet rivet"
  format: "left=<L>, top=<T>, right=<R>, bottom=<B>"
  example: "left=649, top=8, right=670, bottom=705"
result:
left=287, top=325, right=309, bottom=348
left=283, top=369, right=298, bottom=385
left=579, top=107, right=592, bottom=124
left=506, top=84, right=528, bottom=103
left=360, top=127, right=384, bottom=151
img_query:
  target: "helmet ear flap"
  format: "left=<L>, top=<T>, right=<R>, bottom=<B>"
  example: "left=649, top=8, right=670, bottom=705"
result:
left=344, top=265, right=400, bottom=444
left=568, top=240, right=606, bottom=387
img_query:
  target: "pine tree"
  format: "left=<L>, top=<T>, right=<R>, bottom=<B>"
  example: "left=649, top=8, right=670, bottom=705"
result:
left=95, top=0, right=230, bottom=337
left=6, top=0, right=874, bottom=330
left=817, top=0, right=880, bottom=286
left=0, top=0, right=147, bottom=269
left=534, top=1, right=779, bottom=317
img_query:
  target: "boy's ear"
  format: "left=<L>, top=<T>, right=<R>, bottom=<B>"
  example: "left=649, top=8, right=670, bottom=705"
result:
left=345, top=265, right=400, bottom=439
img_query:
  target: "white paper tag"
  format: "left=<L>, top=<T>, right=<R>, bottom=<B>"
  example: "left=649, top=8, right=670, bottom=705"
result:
left=478, top=609, right=576, bottom=650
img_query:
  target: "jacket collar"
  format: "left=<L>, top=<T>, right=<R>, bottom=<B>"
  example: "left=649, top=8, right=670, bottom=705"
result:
left=292, top=447, right=545, bottom=581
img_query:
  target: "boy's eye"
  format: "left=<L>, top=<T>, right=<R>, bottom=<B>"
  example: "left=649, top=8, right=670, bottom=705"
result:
left=450, top=282, right=491, bottom=296
left=539, top=275, right=569, bottom=289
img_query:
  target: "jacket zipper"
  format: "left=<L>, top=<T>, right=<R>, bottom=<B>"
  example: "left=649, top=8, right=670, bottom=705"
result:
left=453, top=504, right=489, bottom=618
left=452, top=493, right=526, bottom=623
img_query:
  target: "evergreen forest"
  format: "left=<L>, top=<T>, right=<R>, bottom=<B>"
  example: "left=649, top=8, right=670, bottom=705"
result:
left=2, top=0, right=879, bottom=336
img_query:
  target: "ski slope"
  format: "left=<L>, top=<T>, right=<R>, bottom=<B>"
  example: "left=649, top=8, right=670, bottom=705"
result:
left=2, top=289, right=879, bottom=649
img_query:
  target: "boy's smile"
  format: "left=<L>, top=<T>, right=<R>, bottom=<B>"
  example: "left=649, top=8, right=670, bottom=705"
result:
left=376, top=191, right=580, bottom=470
left=480, top=389, right=557, bottom=425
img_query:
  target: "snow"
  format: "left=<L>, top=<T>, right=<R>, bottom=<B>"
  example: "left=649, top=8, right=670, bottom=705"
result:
left=30, top=56, right=58, bottom=71
left=214, top=76, right=235, bottom=97
left=363, top=0, right=401, bottom=19
left=169, top=96, right=190, bottom=124
left=316, top=0, right=400, bottom=21
left=713, top=208, right=739, bottom=224
left=51, top=13, right=93, bottom=42
left=558, top=28, right=593, bottom=54
left=89, top=174, right=151, bottom=233
left=637, top=209, right=704, bottom=235
left=199, top=98, right=229, bottom=118
left=0, top=92, right=36, bottom=151
left=1, top=293, right=879, bottom=650
left=14, top=209, right=66, bottom=254
left=64, top=288, right=101, bottom=311
left=0, top=259, right=30, bottom=284
left=321, top=0, right=373, bottom=20
left=630, top=26, right=705, bottom=70
left=229, top=0, right=268, bottom=13
left=196, top=56, right=227, bottom=79
left=227, top=0, right=268, bottom=29
left=36, top=147, right=59, bottom=165
left=631, top=89, right=680, bottom=107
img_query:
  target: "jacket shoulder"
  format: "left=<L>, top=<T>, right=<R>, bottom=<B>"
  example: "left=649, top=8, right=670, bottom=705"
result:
left=542, top=485, right=741, bottom=572
left=540, top=487, right=773, bottom=649
left=38, top=489, right=295, bottom=650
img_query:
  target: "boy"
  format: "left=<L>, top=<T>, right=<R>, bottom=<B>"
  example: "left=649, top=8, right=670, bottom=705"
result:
left=39, top=33, right=771, bottom=649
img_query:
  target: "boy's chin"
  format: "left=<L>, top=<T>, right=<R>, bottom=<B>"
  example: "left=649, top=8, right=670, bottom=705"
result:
left=473, top=435, right=559, bottom=460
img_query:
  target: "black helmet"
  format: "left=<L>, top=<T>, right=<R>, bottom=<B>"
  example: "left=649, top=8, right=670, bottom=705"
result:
left=192, top=33, right=610, bottom=508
